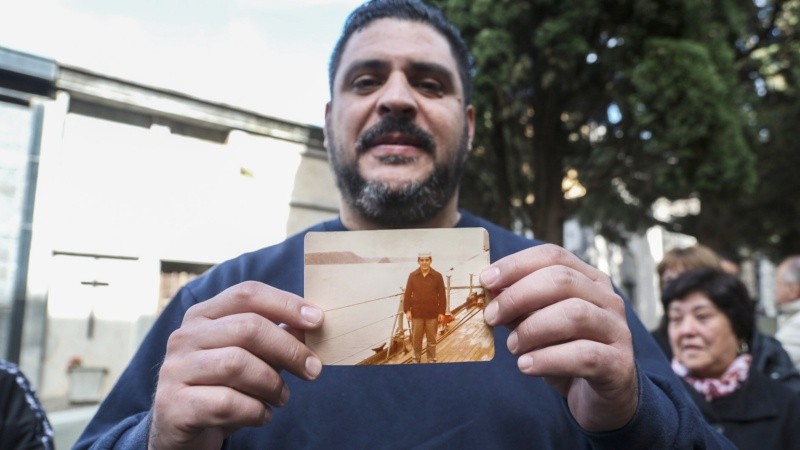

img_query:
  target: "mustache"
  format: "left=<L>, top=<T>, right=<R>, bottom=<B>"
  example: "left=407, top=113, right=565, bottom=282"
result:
left=355, top=116, right=436, bottom=156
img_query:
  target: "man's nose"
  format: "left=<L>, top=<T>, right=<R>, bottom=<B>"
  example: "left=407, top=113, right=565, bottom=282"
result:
left=377, top=74, right=417, bottom=119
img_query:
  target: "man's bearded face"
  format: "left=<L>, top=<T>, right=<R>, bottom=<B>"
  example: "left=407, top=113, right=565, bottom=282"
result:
left=327, top=114, right=469, bottom=228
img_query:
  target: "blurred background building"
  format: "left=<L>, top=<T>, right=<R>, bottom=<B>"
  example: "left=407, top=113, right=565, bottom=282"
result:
left=0, top=45, right=339, bottom=446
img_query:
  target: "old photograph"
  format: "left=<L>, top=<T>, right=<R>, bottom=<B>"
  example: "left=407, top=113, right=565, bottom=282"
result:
left=305, top=228, right=493, bottom=365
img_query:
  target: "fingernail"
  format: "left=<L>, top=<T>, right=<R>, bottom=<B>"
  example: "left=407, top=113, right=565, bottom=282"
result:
left=305, top=356, right=322, bottom=379
left=480, top=267, right=499, bottom=286
left=507, top=331, right=518, bottom=353
left=279, top=385, right=290, bottom=406
left=301, top=306, right=323, bottom=324
left=484, top=301, right=498, bottom=325
left=518, top=354, right=533, bottom=372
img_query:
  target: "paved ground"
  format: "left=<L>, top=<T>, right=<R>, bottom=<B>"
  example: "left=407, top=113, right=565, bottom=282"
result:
left=46, top=401, right=98, bottom=449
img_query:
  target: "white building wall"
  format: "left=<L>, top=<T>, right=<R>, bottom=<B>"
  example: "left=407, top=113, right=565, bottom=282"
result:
left=26, top=99, right=338, bottom=401
left=47, top=116, right=310, bottom=260
left=21, top=93, right=70, bottom=392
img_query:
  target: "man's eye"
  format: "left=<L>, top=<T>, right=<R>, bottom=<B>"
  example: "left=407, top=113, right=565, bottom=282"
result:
left=415, top=80, right=444, bottom=96
left=352, top=76, right=381, bottom=92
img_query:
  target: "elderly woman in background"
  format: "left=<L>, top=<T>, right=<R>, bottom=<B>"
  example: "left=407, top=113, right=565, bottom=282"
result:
left=652, top=245, right=800, bottom=393
left=663, top=268, right=800, bottom=449
left=651, top=245, right=723, bottom=351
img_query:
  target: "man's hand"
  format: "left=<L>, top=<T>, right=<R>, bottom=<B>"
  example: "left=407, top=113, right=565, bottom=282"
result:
left=148, top=281, right=324, bottom=450
left=480, top=244, right=638, bottom=432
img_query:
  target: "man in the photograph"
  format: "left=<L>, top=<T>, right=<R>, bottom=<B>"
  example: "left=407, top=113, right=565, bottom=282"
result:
left=403, top=252, right=446, bottom=363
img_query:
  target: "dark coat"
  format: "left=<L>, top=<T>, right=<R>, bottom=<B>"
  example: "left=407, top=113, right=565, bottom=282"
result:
left=403, top=267, right=446, bottom=319
left=0, top=360, right=53, bottom=450
left=751, top=332, right=800, bottom=393
left=684, top=369, right=800, bottom=450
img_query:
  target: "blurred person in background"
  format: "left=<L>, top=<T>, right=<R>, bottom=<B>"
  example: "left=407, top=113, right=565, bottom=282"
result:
left=651, top=245, right=725, bottom=353
left=657, top=244, right=722, bottom=290
left=663, top=268, right=800, bottom=449
left=0, top=359, right=54, bottom=450
left=775, top=255, right=800, bottom=370
left=716, top=251, right=742, bottom=277
left=653, top=245, right=800, bottom=392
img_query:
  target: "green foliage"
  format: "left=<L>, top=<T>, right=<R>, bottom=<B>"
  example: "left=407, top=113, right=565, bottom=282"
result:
left=628, top=38, right=754, bottom=195
left=429, top=0, right=799, bottom=256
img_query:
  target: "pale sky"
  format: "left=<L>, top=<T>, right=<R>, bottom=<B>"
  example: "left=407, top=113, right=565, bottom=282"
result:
left=0, top=0, right=366, bottom=127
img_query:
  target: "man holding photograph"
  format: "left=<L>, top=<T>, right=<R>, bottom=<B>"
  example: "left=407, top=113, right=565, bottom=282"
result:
left=404, top=252, right=446, bottom=363
left=76, top=1, right=736, bottom=448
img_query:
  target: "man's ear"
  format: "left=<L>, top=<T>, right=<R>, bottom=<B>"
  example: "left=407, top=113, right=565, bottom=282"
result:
left=466, top=105, right=475, bottom=151
left=323, top=102, right=332, bottom=150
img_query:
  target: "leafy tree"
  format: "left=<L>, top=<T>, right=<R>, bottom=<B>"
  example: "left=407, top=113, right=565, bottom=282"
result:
left=720, top=0, right=800, bottom=260
left=431, top=0, right=797, bottom=257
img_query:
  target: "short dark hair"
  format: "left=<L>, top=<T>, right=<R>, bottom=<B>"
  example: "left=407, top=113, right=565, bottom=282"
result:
left=661, top=268, right=755, bottom=346
left=328, top=0, right=473, bottom=104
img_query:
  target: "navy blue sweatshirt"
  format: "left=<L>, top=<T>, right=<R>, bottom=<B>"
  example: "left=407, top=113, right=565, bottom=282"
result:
left=75, top=211, right=735, bottom=449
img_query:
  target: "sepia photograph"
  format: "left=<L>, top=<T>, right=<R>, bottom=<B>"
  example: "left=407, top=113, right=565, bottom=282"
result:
left=305, top=228, right=493, bottom=365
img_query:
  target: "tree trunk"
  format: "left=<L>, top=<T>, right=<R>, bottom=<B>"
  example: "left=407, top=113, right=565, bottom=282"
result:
left=530, top=89, right=566, bottom=245
left=692, top=197, right=738, bottom=257
left=490, top=90, right=515, bottom=230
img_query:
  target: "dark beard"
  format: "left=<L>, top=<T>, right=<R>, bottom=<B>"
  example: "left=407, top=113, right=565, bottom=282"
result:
left=328, top=117, right=469, bottom=228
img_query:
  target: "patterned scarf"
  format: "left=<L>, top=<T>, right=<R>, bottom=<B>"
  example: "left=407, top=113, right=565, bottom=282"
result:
left=671, top=354, right=752, bottom=401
